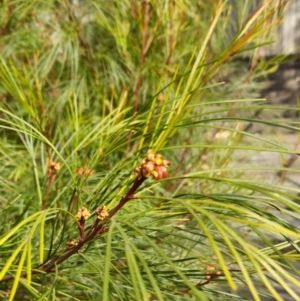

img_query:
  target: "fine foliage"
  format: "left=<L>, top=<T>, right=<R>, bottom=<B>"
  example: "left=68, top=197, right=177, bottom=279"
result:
left=0, top=1, right=298, bottom=300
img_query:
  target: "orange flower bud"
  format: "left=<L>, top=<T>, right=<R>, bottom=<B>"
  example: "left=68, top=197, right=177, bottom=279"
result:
left=160, top=166, right=168, bottom=178
left=162, top=159, right=171, bottom=167
left=147, top=150, right=155, bottom=161
left=151, top=170, right=159, bottom=180
left=145, top=161, right=155, bottom=171
left=154, top=166, right=164, bottom=180
left=155, top=154, right=164, bottom=166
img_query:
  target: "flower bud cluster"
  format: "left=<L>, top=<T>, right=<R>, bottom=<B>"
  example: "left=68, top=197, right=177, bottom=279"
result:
left=96, top=206, right=109, bottom=220
left=205, top=264, right=222, bottom=280
left=47, top=159, right=61, bottom=176
left=76, top=165, right=94, bottom=177
left=98, top=225, right=109, bottom=234
left=67, top=239, right=79, bottom=248
left=75, top=207, right=91, bottom=221
left=134, top=150, right=171, bottom=180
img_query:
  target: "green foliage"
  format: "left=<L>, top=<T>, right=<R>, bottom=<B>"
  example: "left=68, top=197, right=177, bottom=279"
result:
left=0, top=0, right=298, bottom=300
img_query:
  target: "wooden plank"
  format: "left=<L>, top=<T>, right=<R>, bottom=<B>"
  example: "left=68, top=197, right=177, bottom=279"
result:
left=261, top=0, right=300, bottom=56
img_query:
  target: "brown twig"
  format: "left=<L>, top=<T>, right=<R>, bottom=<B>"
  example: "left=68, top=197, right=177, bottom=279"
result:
left=0, top=176, right=147, bottom=282
left=1, top=151, right=170, bottom=283
left=108, top=176, right=147, bottom=219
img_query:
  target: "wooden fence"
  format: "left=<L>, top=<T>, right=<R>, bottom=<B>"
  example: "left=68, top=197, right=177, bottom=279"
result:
left=261, top=0, right=300, bottom=56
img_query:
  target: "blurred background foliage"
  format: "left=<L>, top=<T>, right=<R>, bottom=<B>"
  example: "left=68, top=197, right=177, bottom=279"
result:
left=1, top=0, right=299, bottom=300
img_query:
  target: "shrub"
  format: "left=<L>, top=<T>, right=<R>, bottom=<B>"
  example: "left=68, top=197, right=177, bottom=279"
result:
left=0, top=1, right=298, bottom=300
